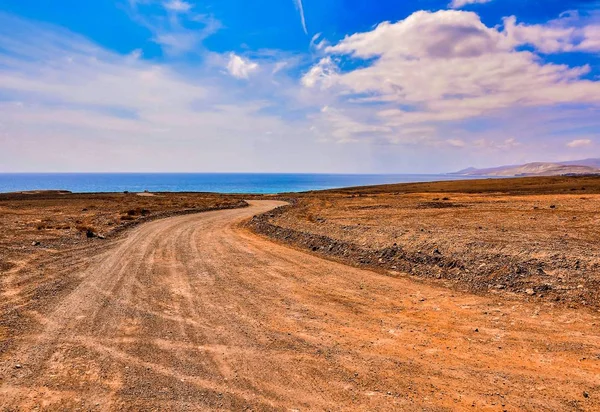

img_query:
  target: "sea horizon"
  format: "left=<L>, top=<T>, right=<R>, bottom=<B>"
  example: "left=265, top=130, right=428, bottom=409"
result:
left=0, top=172, right=490, bottom=195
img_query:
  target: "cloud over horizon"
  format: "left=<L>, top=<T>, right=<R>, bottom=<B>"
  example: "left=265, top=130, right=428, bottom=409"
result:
left=303, top=10, right=600, bottom=151
left=0, top=1, right=599, bottom=173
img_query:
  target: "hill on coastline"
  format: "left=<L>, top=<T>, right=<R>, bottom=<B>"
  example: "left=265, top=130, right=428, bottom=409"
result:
left=452, top=158, right=600, bottom=177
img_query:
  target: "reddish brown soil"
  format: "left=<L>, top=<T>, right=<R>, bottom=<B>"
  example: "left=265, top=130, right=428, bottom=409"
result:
left=0, top=191, right=245, bottom=278
left=1, top=177, right=600, bottom=410
left=1, top=201, right=599, bottom=411
left=251, top=176, right=600, bottom=309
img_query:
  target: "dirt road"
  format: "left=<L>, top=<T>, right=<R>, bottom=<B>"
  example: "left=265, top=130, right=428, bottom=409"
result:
left=1, top=200, right=599, bottom=411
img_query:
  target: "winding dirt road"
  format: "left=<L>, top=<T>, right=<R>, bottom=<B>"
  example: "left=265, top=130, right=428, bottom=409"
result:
left=1, top=200, right=599, bottom=411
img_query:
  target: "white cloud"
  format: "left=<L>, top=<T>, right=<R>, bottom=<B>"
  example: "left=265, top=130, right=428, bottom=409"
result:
left=0, top=14, right=343, bottom=173
left=1, top=8, right=600, bottom=173
left=304, top=10, right=600, bottom=145
left=450, top=0, right=492, bottom=9
left=272, top=61, right=288, bottom=74
left=127, top=1, right=221, bottom=54
left=293, top=0, right=308, bottom=34
left=226, top=53, right=259, bottom=79
left=310, top=33, right=329, bottom=51
left=474, top=137, right=521, bottom=150
left=163, top=0, right=192, bottom=13
left=309, top=106, right=392, bottom=143
left=567, top=139, right=593, bottom=148
left=504, top=12, right=600, bottom=53
left=301, top=57, right=338, bottom=88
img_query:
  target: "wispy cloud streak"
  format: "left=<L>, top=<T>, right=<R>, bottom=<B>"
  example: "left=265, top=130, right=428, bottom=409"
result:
left=293, top=0, right=308, bottom=34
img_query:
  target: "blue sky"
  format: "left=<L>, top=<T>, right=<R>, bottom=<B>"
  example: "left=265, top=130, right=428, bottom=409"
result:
left=0, top=0, right=599, bottom=172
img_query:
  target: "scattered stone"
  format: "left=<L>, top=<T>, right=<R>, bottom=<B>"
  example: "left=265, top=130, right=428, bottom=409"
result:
left=15, top=364, right=22, bottom=369
left=583, top=391, right=589, bottom=398
left=31, top=241, right=40, bottom=246
left=495, top=284, right=506, bottom=290
left=577, top=285, right=584, bottom=289
left=525, top=288, right=535, bottom=296
left=474, top=328, right=479, bottom=332
left=86, top=229, right=96, bottom=239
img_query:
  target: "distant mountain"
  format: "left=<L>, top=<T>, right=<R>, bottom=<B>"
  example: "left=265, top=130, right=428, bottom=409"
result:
left=559, top=158, right=600, bottom=168
left=451, top=159, right=600, bottom=177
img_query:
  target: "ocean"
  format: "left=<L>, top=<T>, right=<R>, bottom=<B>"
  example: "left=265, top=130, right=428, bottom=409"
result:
left=0, top=173, right=485, bottom=194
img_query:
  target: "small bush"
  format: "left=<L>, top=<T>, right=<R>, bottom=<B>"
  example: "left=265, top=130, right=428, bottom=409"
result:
left=76, top=224, right=96, bottom=233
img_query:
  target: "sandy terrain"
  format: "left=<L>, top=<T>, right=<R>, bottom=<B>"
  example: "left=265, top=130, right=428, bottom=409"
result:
left=1, top=200, right=599, bottom=411
left=252, top=176, right=600, bottom=308
left=0, top=191, right=246, bottom=279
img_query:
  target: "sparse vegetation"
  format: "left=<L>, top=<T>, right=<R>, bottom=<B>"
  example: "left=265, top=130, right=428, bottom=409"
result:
left=251, top=175, right=600, bottom=308
left=0, top=192, right=246, bottom=271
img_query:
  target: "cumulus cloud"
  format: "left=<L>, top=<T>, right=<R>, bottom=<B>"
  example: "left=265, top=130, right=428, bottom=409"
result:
left=450, top=0, right=492, bottom=9
left=226, top=53, right=259, bottom=79
left=504, top=12, right=600, bottom=53
left=303, top=10, right=600, bottom=145
left=567, top=139, right=593, bottom=148
left=2, top=7, right=599, bottom=173
left=0, top=14, right=332, bottom=172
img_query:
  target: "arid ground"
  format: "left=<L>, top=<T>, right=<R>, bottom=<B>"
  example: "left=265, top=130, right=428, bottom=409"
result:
left=1, top=178, right=599, bottom=411
left=252, top=176, right=600, bottom=309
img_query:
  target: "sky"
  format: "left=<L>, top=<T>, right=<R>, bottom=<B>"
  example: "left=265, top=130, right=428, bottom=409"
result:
left=0, top=0, right=599, bottom=173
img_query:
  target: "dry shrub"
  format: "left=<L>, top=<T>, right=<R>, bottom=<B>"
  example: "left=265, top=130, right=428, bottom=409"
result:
left=124, top=208, right=151, bottom=217
left=76, top=224, right=96, bottom=233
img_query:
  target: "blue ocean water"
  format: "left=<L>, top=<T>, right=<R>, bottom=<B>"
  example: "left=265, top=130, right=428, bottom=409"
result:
left=0, top=173, right=486, bottom=194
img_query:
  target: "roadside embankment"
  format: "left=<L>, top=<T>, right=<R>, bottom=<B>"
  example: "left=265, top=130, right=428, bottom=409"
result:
left=248, top=176, right=600, bottom=309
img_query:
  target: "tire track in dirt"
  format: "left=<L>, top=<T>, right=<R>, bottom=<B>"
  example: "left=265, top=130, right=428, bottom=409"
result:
left=1, top=200, right=599, bottom=411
